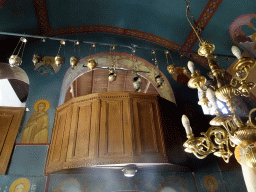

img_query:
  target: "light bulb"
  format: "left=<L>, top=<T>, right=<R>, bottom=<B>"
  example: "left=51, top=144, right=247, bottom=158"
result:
left=181, top=115, right=193, bottom=135
left=231, top=46, right=242, bottom=59
left=206, top=88, right=217, bottom=111
left=187, top=61, right=195, bottom=73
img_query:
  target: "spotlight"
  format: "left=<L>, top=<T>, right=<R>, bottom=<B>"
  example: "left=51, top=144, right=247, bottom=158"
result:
left=122, top=164, right=138, bottom=177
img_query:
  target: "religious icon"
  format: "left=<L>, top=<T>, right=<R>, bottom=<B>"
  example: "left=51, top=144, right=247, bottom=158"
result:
left=34, top=56, right=61, bottom=75
left=9, top=178, right=30, bottom=192
left=21, top=99, right=50, bottom=143
left=204, top=175, right=218, bottom=192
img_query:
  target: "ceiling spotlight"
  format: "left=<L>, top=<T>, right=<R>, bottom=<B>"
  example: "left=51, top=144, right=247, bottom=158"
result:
left=122, top=164, right=138, bottom=177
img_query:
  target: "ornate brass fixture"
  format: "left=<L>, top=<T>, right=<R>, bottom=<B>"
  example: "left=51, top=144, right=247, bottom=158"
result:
left=182, top=4, right=256, bottom=168
left=86, top=44, right=98, bottom=70
left=32, top=54, right=42, bottom=66
left=152, top=50, right=164, bottom=88
left=131, top=48, right=142, bottom=92
left=70, top=41, right=80, bottom=69
left=9, top=37, right=27, bottom=67
left=55, top=40, right=65, bottom=66
left=108, top=45, right=117, bottom=82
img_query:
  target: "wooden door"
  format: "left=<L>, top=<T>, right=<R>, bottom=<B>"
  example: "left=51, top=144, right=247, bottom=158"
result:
left=0, top=107, right=25, bottom=175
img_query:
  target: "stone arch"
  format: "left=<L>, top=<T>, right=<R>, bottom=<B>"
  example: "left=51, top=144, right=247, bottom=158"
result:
left=59, top=52, right=175, bottom=106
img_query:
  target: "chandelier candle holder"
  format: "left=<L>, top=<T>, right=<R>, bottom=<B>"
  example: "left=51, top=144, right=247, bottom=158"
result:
left=181, top=4, right=256, bottom=168
left=55, top=40, right=65, bottom=66
left=9, top=37, right=27, bottom=67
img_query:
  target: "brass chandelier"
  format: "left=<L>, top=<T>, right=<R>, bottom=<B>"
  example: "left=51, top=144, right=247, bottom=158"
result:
left=174, top=3, right=256, bottom=168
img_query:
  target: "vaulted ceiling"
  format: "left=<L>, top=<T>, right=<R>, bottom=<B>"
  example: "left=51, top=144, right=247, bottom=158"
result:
left=0, top=0, right=255, bottom=67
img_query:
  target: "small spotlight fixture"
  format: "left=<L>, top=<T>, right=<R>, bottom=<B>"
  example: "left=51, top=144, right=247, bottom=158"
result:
left=122, top=164, right=138, bottom=177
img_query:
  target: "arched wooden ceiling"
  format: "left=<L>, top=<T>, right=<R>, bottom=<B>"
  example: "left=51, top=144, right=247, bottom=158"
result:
left=65, top=69, right=159, bottom=103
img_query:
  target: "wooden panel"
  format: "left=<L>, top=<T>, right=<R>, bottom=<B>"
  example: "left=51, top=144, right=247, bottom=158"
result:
left=99, top=97, right=133, bottom=158
left=0, top=115, right=13, bottom=153
left=47, top=92, right=167, bottom=173
left=136, top=101, right=158, bottom=153
left=46, top=105, right=73, bottom=172
left=76, top=70, right=93, bottom=96
left=66, top=100, right=100, bottom=164
left=92, top=69, right=108, bottom=93
left=0, top=107, right=25, bottom=175
left=99, top=100, right=124, bottom=156
left=108, top=70, right=126, bottom=92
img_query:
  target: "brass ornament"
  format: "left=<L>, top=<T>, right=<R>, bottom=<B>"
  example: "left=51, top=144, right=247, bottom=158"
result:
left=9, top=55, right=22, bottom=67
left=155, top=74, right=164, bottom=88
left=55, top=55, right=64, bottom=66
left=32, top=54, right=42, bottom=65
left=108, top=68, right=117, bottom=82
left=133, top=74, right=142, bottom=92
left=167, top=64, right=175, bottom=74
left=198, top=40, right=215, bottom=57
left=87, top=59, right=98, bottom=70
left=70, top=56, right=79, bottom=68
left=233, top=57, right=256, bottom=73
left=187, top=75, right=206, bottom=89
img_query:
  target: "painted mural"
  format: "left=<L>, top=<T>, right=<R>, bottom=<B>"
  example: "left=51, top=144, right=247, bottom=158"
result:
left=0, top=176, right=46, bottom=192
left=34, top=56, right=61, bottom=75
left=21, top=99, right=50, bottom=144
left=229, top=14, right=256, bottom=57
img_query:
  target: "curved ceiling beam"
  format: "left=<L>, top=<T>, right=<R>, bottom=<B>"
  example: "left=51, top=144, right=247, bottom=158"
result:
left=32, top=0, right=208, bottom=66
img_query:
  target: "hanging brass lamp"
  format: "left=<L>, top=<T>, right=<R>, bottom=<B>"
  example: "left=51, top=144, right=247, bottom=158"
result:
left=9, top=37, right=27, bottom=67
left=108, top=68, right=117, bottom=82
left=70, top=41, right=80, bottom=69
left=152, top=50, right=164, bottom=88
left=55, top=40, right=65, bottom=66
left=87, top=44, right=98, bottom=70
left=32, top=54, right=42, bottom=66
left=133, top=73, right=142, bottom=92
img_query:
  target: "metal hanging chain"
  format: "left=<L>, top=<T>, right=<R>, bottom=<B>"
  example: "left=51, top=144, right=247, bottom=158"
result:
left=110, top=45, right=116, bottom=69
left=131, top=48, right=137, bottom=73
left=184, top=0, right=197, bottom=25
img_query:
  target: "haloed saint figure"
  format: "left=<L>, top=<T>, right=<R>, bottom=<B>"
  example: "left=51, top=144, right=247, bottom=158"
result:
left=21, top=100, right=50, bottom=143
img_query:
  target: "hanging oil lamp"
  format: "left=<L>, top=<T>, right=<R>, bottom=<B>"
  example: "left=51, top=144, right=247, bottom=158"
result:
left=55, top=40, right=65, bottom=66
left=131, top=49, right=142, bottom=92
left=32, top=54, right=42, bottom=66
left=9, top=37, right=27, bottom=67
left=133, top=73, right=142, bottom=92
left=87, top=44, right=98, bottom=70
left=108, top=67, right=117, bottom=82
left=70, top=41, right=80, bottom=69
left=152, top=50, right=164, bottom=88
left=108, top=45, right=117, bottom=82
left=32, top=39, right=45, bottom=66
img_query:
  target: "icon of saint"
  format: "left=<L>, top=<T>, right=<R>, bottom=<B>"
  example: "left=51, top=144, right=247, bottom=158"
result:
left=10, top=178, right=30, bottom=192
left=21, top=100, right=50, bottom=143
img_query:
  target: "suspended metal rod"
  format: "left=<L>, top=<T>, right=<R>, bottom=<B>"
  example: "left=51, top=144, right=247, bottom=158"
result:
left=0, top=31, right=236, bottom=58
